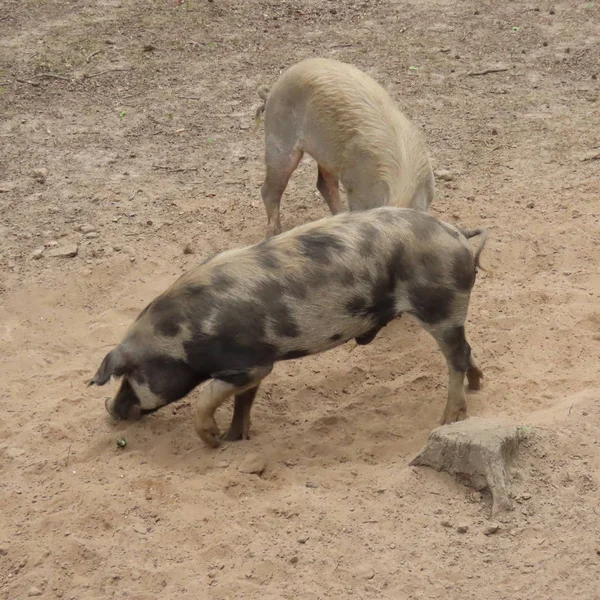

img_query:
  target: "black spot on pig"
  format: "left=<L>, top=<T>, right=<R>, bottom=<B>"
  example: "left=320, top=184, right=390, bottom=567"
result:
left=211, top=269, right=235, bottom=293
left=420, top=251, right=445, bottom=283
left=281, top=349, right=310, bottom=360
left=452, top=247, right=475, bottom=291
left=442, top=325, right=471, bottom=372
left=183, top=333, right=276, bottom=379
left=338, top=268, right=356, bottom=287
left=151, top=295, right=186, bottom=337
left=409, top=285, right=455, bottom=324
left=346, top=295, right=367, bottom=315
left=143, top=354, right=203, bottom=403
left=388, top=242, right=411, bottom=282
left=256, top=278, right=285, bottom=303
left=298, top=232, right=345, bottom=265
left=402, top=211, right=438, bottom=240
left=216, top=299, right=267, bottom=342
left=270, top=301, right=300, bottom=338
left=255, top=244, right=282, bottom=270
left=358, top=222, right=380, bottom=257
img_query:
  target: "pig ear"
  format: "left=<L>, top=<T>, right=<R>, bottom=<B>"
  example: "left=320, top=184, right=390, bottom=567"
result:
left=88, top=347, right=130, bottom=387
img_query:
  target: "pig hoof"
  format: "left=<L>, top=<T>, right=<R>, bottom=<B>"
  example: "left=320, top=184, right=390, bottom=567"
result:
left=195, top=416, right=221, bottom=449
left=440, top=408, right=467, bottom=426
left=222, top=429, right=249, bottom=442
left=222, top=420, right=251, bottom=442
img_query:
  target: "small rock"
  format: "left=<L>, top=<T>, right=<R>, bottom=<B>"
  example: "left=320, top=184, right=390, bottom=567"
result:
left=354, top=566, right=375, bottom=580
left=526, top=201, right=535, bottom=209
left=441, top=520, right=453, bottom=528
left=32, top=168, right=48, bottom=184
left=239, top=122, right=250, bottom=131
left=183, top=243, right=194, bottom=255
left=30, top=247, right=44, bottom=260
left=297, top=535, right=309, bottom=544
left=216, top=460, right=229, bottom=469
left=456, top=525, right=469, bottom=534
left=305, top=481, right=319, bottom=489
left=85, top=232, right=99, bottom=239
left=238, top=453, right=267, bottom=475
left=129, top=256, right=136, bottom=263
left=434, top=169, right=454, bottom=181
left=289, top=556, right=298, bottom=564
left=28, top=587, right=43, bottom=597
left=133, top=524, right=147, bottom=535
left=143, top=43, right=156, bottom=52
left=484, top=523, right=500, bottom=536
left=0, top=547, right=7, bottom=556
left=80, top=224, right=96, bottom=234
left=47, top=244, right=78, bottom=258
left=521, top=493, right=532, bottom=500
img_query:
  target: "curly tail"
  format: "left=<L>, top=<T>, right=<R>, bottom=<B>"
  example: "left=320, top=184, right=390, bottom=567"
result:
left=456, top=226, right=492, bottom=275
left=254, top=85, right=270, bottom=131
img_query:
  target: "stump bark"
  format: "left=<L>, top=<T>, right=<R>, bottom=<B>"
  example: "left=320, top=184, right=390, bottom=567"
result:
left=409, top=417, right=520, bottom=517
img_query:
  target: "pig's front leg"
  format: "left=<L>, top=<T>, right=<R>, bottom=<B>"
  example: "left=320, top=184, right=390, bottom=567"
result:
left=222, top=385, right=261, bottom=442
left=193, top=365, right=273, bottom=448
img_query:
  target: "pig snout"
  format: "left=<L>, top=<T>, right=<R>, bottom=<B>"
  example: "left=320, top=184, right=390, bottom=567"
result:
left=105, top=379, right=143, bottom=421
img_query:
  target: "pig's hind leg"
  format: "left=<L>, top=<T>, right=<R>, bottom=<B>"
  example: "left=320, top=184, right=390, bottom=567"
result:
left=261, top=146, right=303, bottom=238
left=424, top=322, right=480, bottom=425
left=316, top=166, right=344, bottom=215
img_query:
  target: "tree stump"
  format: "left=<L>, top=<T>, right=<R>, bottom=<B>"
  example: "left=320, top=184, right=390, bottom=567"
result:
left=409, top=417, right=521, bottom=517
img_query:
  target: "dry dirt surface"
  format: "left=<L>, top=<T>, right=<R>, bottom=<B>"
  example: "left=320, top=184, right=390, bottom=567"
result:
left=1, top=0, right=600, bottom=598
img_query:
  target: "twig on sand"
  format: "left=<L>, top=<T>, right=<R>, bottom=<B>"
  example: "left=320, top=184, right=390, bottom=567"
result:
left=467, top=67, right=509, bottom=77
left=83, top=68, right=131, bottom=79
left=16, top=77, right=40, bottom=87
left=152, top=165, right=199, bottom=173
left=86, top=49, right=103, bottom=63
left=34, top=73, right=72, bottom=81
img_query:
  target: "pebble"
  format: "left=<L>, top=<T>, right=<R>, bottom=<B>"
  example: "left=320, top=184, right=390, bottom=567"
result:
left=30, top=247, right=44, bottom=260
left=47, top=244, right=78, bottom=258
left=183, top=243, right=194, bottom=255
left=297, top=535, right=309, bottom=544
left=32, top=168, right=48, bottom=184
left=28, top=587, right=43, bottom=597
left=80, top=224, right=96, bottom=234
left=484, top=523, right=500, bottom=536
left=441, top=520, right=453, bottom=528
left=85, top=232, right=99, bottom=239
left=526, top=201, right=535, bottom=209
left=289, top=556, right=298, bottom=564
left=354, top=566, right=375, bottom=580
left=434, top=169, right=454, bottom=181
left=305, top=481, right=319, bottom=489
left=216, top=460, right=229, bottom=469
left=133, top=524, right=148, bottom=535
left=456, top=525, right=469, bottom=534
left=238, top=453, right=267, bottom=475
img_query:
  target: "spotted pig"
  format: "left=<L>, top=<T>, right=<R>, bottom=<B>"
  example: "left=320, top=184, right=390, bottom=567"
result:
left=89, top=207, right=487, bottom=449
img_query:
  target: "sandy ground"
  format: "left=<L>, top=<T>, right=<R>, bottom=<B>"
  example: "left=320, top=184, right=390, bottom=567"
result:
left=1, top=0, right=600, bottom=598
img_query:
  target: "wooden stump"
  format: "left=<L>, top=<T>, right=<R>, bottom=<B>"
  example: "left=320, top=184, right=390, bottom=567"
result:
left=409, top=417, right=521, bottom=517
